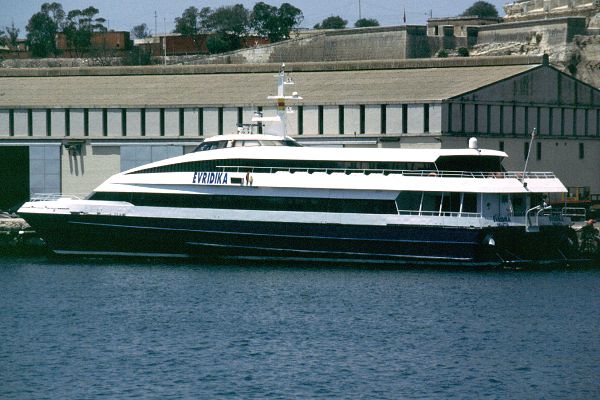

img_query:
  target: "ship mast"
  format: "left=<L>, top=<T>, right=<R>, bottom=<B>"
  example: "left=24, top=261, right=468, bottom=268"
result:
left=253, top=63, right=302, bottom=137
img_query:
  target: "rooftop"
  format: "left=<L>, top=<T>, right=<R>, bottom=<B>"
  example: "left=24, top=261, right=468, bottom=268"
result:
left=0, top=57, right=542, bottom=108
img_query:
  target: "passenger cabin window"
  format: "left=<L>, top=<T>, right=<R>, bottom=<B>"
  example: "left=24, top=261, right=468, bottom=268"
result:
left=128, top=158, right=437, bottom=175
left=395, top=191, right=478, bottom=216
left=511, top=194, right=526, bottom=216
left=194, top=138, right=301, bottom=152
left=435, top=155, right=504, bottom=172
left=88, top=191, right=398, bottom=215
left=195, top=141, right=229, bottom=151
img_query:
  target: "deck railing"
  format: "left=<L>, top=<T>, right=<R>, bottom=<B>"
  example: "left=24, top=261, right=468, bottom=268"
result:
left=29, top=193, right=85, bottom=202
left=396, top=210, right=482, bottom=218
left=217, top=165, right=557, bottom=179
left=561, top=207, right=587, bottom=220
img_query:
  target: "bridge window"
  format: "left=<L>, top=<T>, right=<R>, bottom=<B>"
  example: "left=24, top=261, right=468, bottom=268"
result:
left=395, top=191, right=479, bottom=216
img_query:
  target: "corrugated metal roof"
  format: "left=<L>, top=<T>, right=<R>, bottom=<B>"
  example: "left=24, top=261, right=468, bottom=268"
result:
left=0, top=64, right=538, bottom=108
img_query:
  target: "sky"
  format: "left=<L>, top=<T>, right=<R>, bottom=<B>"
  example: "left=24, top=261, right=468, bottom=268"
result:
left=0, top=0, right=509, bottom=38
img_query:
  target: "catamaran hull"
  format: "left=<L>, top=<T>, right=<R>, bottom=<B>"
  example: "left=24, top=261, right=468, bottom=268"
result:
left=19, top=211, right=581, bottom=267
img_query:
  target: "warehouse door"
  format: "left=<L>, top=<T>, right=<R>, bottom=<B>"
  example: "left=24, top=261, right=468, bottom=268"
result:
left=0, top=147, right=29, bottom=212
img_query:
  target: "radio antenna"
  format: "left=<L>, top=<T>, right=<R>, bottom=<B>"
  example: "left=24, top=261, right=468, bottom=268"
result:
left=521, top=127, right=536, bottom=188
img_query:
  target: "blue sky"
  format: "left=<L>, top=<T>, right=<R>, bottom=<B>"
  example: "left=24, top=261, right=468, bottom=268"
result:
left=1, top=0, right=509, bottom=37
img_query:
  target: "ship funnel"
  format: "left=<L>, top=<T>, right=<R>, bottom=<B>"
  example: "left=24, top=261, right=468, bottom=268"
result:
left=468, top=137, right=478, bottom=150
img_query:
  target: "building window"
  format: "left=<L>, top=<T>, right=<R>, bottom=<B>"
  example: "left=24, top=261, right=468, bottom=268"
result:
left=472, top=104, right=477, bottom=134
left=381, top=105, right=386, bottom=134
left=524, top=141, right=529, bottom=161
left=198, top=107, right=203, bottom=136
left=338, top=105, right=344, bottom=135
left=579, top=142, right=585, bottom=159
left=360, top=105, right=366, bottom=134
left=461, top=103, right=466, bottom=134
left=297, top=106, right=303, bottom=135
left=121, top=109, right=127, bottom=137
left=28, top=109, right=33, bottom=136
left=179, top=108, right=184, bottom=136
left=585, top=108, right=589, bottom=136
left=499, top=141, right=504, bottom=152
left=218, top=107, right=223, bottom=135
left=141, top=109, right=146, bottom=136
left=256, top=106, right=262, bottom=135
left=402, top=104, right=408, bottom=134
left=560, top=108, right=565, bottom=136
left=318, top=105, right=323, bottom=135
left=237, top=107, right=243, bottom=127
left=536, top=142, right=541, bottom=160
left=46, top=109, right=51, bottom=136
left=84, top=109, right=89, bottom=136
left=424, top=104, right=430, bottom=133
left=548, top=108, right=554, bottom=135
left=486, top=105, right=491, bottom=134
left=448, top=103, right=453, bottom=133
left=65, top=109, right=70, bottom=137
left=102, top=109, right=108, bottom=136
left=511, top=105, right=516, bottom=136
left=499, top=105, right=504, bottom=134
left=9, top=110, right=14, bottom=136
left=160, top=108, right=165, bottom=136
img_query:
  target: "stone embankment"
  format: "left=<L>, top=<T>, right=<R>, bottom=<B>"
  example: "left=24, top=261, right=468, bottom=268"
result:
left=0, top=216, right=46, bottom=255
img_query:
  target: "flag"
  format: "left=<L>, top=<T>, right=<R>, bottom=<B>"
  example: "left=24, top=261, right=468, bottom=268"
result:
left=403, top=8, right=406, bottom=23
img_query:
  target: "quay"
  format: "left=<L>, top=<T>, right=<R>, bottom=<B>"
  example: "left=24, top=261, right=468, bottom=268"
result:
left=0, top=216, right=46, bottom=255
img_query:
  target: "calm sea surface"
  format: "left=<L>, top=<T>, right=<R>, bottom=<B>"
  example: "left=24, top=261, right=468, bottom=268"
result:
left=1, top=257, right=599, bottom=399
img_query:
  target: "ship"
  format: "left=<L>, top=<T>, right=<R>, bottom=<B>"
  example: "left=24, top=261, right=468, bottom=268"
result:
left=18, top=65, right=583, bottom=267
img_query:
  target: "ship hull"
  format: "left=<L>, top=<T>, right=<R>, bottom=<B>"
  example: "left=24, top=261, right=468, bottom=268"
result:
left=19, top=211, right=581, bottom=267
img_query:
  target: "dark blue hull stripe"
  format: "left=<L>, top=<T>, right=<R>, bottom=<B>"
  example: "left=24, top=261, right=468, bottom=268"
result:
left=186, top=241, right=473, bottom=261
left=70, top=220, right=478, bottom=246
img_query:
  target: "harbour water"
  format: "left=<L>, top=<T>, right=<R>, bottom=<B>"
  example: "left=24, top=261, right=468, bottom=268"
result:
left=1, top=257, right=600, bottom=399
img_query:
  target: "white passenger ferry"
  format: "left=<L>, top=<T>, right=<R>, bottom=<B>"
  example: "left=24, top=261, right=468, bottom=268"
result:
left=18, top=65, right=582, bottom=266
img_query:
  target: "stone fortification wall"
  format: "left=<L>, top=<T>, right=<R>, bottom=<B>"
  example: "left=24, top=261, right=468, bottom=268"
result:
left=470, top=17, right=587, bottom=66
left=477, top=17, right=586, bottom=48
left=0, top=27, right=432, bottom=68
left=184, top=26, right=432, bottom=65
left=468, top=16, right=600, bottom=87
left=426, top=25, right=471, bottom=56
left=504, top=0, right=600, bottom=21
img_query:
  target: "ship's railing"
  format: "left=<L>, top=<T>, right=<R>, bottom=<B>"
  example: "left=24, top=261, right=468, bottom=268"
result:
left=217, top=165, right=557, bottom=179
left=29, top=193, right=85, bottom=202
left=561, top=207, right=587, bottom=219
left=396, top=210, right=482, bottom=218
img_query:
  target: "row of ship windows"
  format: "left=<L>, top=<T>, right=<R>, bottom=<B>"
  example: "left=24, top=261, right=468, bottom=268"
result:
left=396, top=192, right=479, bottom=214
left=89, top=192, right=399, bottom=214
left=88, top=191, right=492, bottom=215
left=128, top=159, right=437, bottom=175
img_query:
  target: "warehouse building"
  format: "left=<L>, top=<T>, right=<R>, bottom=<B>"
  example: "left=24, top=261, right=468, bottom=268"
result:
left=0, top=56, right=598, bottom=210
